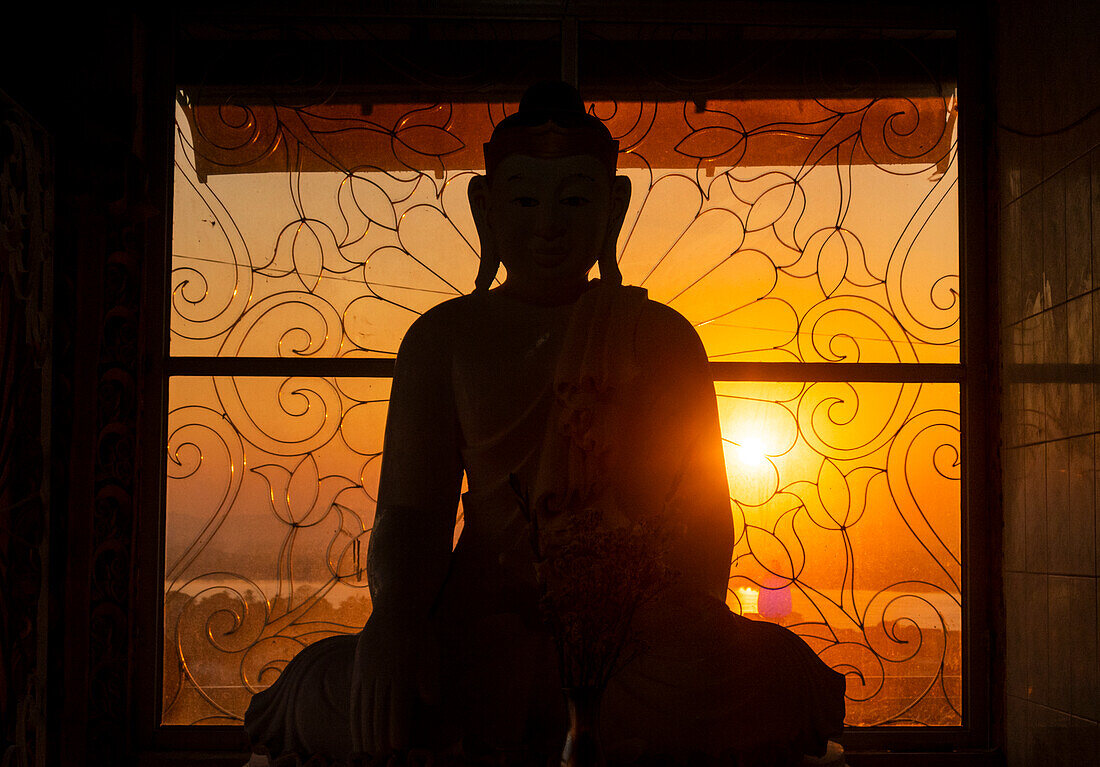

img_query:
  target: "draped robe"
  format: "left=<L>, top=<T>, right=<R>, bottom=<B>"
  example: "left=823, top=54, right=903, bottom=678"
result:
left=244, top=282, right=845, bottom=763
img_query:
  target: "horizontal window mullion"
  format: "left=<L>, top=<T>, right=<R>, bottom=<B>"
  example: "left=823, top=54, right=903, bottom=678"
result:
left=167, top=357, right=964, bottom=383
left=166, top=356, right=396, bottom=377
left=708, top=361, right=964, bottom=382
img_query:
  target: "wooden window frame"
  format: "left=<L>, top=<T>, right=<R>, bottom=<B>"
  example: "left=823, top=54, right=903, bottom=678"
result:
left=131, top=6, right=999, bottom=764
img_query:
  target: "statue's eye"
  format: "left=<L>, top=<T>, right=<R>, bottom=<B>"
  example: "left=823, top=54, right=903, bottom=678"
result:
left=560, top=196, right=590, bottom=207
left=512, top=196, right=539, bottom=208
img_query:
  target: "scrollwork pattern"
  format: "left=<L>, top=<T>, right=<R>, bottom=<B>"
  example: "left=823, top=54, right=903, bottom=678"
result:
left=721, top=381, right=960, bottom=726
left=172, top=92, right=958, bottom=363
left=163, top=376, right=383, bottom=725
left=166, top=88, right=961, bottom=727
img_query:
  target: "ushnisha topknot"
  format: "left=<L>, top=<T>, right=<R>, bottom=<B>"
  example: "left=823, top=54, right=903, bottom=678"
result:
left=483, top=82, right=619, bottom=179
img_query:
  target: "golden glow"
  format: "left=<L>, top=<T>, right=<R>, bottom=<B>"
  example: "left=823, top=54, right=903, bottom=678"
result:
left=733, top=436, right=768, bottom=468
left=171, top=100, right=959, bottom=364
left=166, top=96, right=963, bottom=727
left=719, top=380, right=961, bottom=725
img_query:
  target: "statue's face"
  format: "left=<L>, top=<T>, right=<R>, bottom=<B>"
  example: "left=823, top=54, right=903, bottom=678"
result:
left=480, top=153, right=625, bottom=296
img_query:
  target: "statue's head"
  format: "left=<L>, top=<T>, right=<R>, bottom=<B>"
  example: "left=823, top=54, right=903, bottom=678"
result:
left=468, top=82, right=632, bottom=300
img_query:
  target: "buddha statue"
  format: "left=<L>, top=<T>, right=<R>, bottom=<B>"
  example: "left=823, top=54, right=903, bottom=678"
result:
left=244, top=82, right=846, bottom=766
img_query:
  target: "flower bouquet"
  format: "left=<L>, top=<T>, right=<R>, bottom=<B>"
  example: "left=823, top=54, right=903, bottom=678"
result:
left=509, top=476, right=677, bottom=767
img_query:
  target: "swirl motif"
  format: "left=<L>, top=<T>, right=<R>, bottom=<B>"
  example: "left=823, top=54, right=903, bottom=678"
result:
left=213, top=376, right=343, bottom=457
left=797, top=380, right=920, bottom=461
left=172, top=107, right=254, bottom=342
left=723, top=381, right=961, bottom=726
left=165, top=404, right=246, bottom=592
left=861, top=98, right=952, bottom=166
left=162, top=376, right=380, bottom=724
left=886, top=409, right=962, bottom=590
left=172, top=574, right=271, bottom=721
left=173, top=94, right=957, bottom=365
left=885, top=154, right=961, bottom=350
left=187, top=98, right=283, bottom=173
left=220, top=292, right=344, bottom=359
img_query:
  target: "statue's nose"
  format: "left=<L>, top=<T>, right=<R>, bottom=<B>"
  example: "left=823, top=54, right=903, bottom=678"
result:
left=533, top=204, right=566, bottom=237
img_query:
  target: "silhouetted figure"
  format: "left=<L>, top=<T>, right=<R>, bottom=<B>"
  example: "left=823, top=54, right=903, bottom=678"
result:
left=245, top=82, right=845, bottom=766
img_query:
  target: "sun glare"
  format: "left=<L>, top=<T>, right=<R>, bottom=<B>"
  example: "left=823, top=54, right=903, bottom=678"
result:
left=734, top=436, right=768, bottom=467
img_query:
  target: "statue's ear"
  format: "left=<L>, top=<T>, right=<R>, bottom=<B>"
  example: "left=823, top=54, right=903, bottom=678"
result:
left=609, top=175, right=632, bottom=239
left=468, top=175, right=490, bottom=238
left=599, top=175, right=632, bottom=283
left=468, top=175, right=498, bottom=293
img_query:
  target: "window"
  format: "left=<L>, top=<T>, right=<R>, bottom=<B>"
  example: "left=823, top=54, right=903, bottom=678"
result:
left=151, top=16, right=988, bottom=754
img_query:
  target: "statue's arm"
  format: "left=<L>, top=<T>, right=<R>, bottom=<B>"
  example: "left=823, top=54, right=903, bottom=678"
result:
left=367, top=308, right=463, bottom=619
left=633, top=301, right=735, bottom=601
left=352, top=307, right=462, bottom=753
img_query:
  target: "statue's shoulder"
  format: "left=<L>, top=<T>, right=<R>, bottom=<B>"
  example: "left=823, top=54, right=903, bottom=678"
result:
left=632, top=292, right=709, bottom=367
left=577, top=282, right=705, bottom=369
left=403, top=293, right=484, bottom=338
left=395, top=293, right=485, bottom=363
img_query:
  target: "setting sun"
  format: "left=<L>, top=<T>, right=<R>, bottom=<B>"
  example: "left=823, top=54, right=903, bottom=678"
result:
left=734, top=436, right=768, bottom=467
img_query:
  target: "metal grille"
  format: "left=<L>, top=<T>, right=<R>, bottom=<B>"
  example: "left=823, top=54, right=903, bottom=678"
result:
left=163, top=90, right=961, bottom=727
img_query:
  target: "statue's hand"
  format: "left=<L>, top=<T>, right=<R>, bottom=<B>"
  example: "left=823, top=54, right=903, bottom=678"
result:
left=350, top=611, right=441, bottom=755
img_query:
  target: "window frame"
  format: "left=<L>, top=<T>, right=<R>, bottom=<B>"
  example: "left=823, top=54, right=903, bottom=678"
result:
left=133, top=6, right=998, bottom=762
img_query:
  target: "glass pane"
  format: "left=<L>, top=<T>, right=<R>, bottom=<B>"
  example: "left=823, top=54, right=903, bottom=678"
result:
left=163, top=376, right=960, bottom=726
left=171, top=96, right=958, bottom=363
left=162, top=375, right=390, bottom=725
left=718, top=381, right=961, bottom=726
left=170, top=103, right=478, bottom=359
